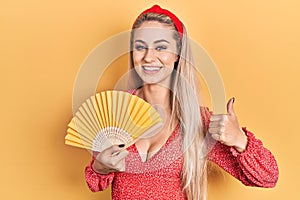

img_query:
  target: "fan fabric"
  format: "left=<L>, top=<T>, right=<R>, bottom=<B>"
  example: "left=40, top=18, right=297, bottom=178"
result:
left=65, top=90, right=162, bottom=152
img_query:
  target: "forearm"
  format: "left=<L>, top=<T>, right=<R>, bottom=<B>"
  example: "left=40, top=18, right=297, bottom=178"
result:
left=208, top=128, right=279, bottom=187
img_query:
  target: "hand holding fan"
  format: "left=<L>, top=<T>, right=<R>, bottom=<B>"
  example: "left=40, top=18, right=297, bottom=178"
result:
left=65, top=90, right=163, bottom=152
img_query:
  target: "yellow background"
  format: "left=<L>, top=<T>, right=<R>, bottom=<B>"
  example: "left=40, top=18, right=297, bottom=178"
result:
left=1, top=0, right=299, bottom=199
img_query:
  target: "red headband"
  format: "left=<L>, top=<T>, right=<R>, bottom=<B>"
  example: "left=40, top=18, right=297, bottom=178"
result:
left=133, top=5, right=183, bottom=40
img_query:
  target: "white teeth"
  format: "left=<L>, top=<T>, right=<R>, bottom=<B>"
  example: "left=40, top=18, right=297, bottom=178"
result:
left=143, top=66, right=161, bottom=71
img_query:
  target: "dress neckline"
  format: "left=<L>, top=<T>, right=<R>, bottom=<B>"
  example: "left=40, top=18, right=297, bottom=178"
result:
left=130, top=124, right=180, bottom=163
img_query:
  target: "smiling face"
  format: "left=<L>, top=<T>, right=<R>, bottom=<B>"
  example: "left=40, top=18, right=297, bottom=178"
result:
left=132, top=21, right=179, bottom=85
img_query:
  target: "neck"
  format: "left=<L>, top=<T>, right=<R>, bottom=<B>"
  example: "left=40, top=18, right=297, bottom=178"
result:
left=137, top=84, right=179, bottom=130
left=137, top=84, right=179, bottom=145
left=139, top=84, right=172, bottom=113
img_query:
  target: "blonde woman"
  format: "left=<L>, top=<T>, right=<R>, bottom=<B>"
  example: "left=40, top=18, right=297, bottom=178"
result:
left=85, top=5, right=278, bottom=200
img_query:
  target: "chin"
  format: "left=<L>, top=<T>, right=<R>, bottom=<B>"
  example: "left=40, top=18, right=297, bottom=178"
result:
left=140, top=77, right=172, bottom=87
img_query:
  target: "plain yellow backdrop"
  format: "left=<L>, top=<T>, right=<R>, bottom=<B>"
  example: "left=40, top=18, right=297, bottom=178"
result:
left=1, top=0, right=299, bottom=199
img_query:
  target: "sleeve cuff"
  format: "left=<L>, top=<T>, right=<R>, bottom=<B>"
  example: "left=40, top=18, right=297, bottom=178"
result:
left=230, top=127, right=256, bottom=157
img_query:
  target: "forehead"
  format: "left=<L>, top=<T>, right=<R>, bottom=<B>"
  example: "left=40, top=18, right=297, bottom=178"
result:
left=133, top=21, right=177, bottom=42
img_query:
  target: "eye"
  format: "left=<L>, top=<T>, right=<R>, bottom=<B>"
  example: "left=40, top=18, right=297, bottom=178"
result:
left=156, top=45, right=167, bottom=51
left=135, top=45, right=146, bottom=51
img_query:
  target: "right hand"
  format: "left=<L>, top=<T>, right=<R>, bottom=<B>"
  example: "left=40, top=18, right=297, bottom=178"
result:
left=92, top=144, right=129, bottom=174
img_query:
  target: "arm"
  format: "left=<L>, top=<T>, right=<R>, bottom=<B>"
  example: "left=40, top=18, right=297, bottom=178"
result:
left=85, top=158, right=115, bottom=192
left=84, top=144, right=129, bottom=192
left=208, top=128, right=279, bottom=187
left=201, top=105, right=279, bottom=187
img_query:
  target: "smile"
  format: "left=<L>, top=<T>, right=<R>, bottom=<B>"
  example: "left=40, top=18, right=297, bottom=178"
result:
left=142, top=66, right=162, bottom=74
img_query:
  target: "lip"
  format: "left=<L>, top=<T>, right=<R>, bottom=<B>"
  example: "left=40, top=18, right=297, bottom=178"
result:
left=142, top=66, right=162, bottom=74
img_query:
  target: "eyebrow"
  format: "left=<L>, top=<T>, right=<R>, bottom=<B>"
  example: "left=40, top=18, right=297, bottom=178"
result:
left=154, top=39, right=170, bottom=44
left=134, top=39, right=170, bottom=44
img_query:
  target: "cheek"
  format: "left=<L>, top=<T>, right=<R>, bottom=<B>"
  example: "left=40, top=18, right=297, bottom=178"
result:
left=132, top=52, right=143, bottom=65
left=160, top=53, right=178, bottom=65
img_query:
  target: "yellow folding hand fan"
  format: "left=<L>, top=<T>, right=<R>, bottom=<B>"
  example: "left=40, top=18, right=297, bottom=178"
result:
left=65, top=90, right=163, bottom=152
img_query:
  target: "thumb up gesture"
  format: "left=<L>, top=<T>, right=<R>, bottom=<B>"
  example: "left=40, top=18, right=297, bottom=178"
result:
left=208, top=98, right=248, bottom=152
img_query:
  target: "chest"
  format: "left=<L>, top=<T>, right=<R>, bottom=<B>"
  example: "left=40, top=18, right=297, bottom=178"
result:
left=135, top=123, right=180, bottom=161
left=124, top=129, right=182, bottom=174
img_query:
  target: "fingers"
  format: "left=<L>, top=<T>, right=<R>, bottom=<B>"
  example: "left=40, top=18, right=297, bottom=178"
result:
left=110, top=150, right=129, bottom=172
left=103, top=144, right=125, bottom=155
left=226, top=97, right=235, bottom=115
left=96, top=144, right=125, bottom=158
left=211, top=133, right=222, bottom=142
left=116, top=149, right=130, bottom=159
left=210, top=97, right=236, bottom=123
left=94, top=144, right=129, bottom=173
left=208, top=126, right=224, bottom=134
left=111, top=150, right=129, bottom=164
left=112, top=151, right=129, bottom=172
left=208, top=97, right=243, bottom=147
left=209, top=123, right=225, bottom=141
left=209, top=118, right=225, bottom=127
left=209, top=114, right=227, bottom=122
left=209, top=114, right=228, bottom=142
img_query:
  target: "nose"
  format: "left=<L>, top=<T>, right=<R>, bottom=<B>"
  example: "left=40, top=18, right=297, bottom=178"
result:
left=144, top=48, right=156, bottom=63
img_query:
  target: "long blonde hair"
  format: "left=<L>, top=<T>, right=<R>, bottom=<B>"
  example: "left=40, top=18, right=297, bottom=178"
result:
left=130, top=13, right=208, bottom=200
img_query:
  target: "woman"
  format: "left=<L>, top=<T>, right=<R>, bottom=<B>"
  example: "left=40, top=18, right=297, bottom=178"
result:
left=85, top=5, right=278, bottom=200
